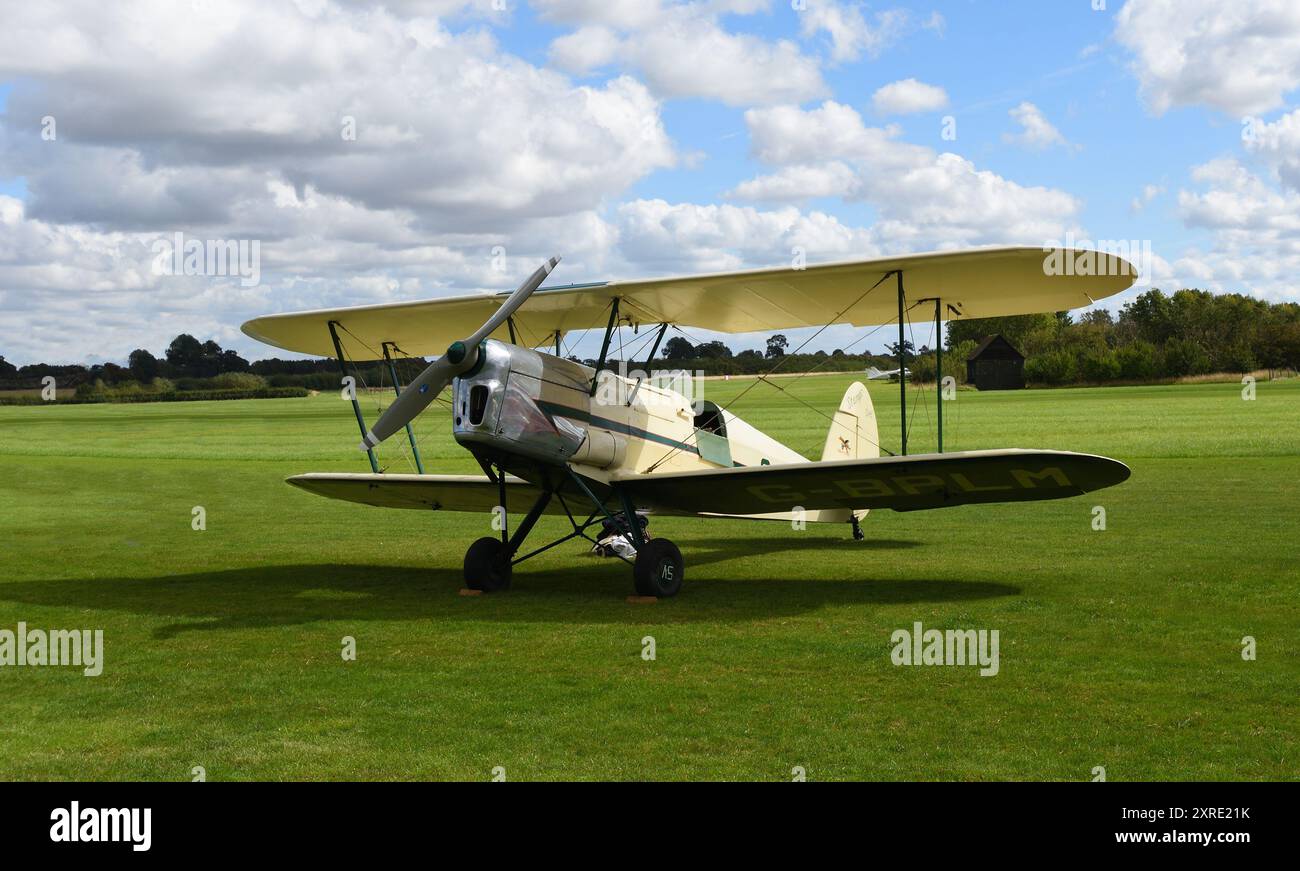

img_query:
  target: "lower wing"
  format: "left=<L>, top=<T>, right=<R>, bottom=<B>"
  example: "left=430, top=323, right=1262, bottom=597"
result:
left=614, top=449, right=1130, bottom=514
left=286, top=473, right=571, bottom=514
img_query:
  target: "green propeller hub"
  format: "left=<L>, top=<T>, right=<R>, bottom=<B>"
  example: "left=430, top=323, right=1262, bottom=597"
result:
left=446, top=340, right=468, bottom=365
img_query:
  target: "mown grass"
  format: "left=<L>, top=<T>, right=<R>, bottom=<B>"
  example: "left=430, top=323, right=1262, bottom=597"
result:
left=0, top=376, right=1296, bottom=780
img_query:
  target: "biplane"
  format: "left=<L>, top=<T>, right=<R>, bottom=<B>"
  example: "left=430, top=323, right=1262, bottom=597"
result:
left=242, top=247, right=1136, bottom=597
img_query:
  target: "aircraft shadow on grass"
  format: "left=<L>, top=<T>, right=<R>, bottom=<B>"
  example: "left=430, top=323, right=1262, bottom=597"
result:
left=0, top=538, right=1019, bottom=638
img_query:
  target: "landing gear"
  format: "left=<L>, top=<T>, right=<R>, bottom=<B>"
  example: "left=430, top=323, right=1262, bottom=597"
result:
left=462, top=464, right=688, bottom=597
left=850, top=515, right=865, bottom=541
left=633, top=538, right=684, bottom=598
left=464, top=536, right=512, bottom=591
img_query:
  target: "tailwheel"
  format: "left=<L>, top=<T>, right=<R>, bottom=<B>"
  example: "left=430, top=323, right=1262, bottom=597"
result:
left=464, top=536, right=512, bottom=592
left=633, top=538, right=684, bottom=598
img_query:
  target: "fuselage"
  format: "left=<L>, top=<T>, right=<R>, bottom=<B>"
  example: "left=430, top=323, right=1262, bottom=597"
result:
left=450, top=339, right=803, bottom=486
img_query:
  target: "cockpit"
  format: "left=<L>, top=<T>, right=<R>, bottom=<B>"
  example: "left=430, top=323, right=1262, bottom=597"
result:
left=692, top=400, right=732, bottom=466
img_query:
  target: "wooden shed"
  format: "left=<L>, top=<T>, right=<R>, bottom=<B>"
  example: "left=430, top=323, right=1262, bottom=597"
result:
left=966, top=334, right=1025, bottom=390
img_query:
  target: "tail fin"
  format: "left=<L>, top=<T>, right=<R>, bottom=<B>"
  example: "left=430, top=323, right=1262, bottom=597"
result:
left=814, top=381, right=879, bottom=527
left=865, top=366, right=882, bottom=379
left=822, top=381, right=879, bottom=462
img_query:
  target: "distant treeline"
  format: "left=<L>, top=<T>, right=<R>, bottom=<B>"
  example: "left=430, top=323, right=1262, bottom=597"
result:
left=3, top=289, right=1296, bottom=400
left=0, top=385, right=309, bottom=406
left=942, top=288, right=1300, bottom=385
left=568, top=334, right=896, bottom=377
left=0, top=333, right=430, bottom=398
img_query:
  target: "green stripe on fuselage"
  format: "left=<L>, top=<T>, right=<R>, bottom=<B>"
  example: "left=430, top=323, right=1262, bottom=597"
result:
left=535, top=399, right=701, bottom=456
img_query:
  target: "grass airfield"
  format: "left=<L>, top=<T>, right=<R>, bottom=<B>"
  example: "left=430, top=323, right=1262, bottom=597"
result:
left=1, top=376, right=1297, bottom=780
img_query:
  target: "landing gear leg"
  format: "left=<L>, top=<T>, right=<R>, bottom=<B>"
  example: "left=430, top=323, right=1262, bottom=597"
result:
left=566, top=468, right=685, bottom=597
left=850, top=515, right=865, bottom=541
left=618, top=487, right=683, bottom=598
left=463, top=484, right=553, bottom=592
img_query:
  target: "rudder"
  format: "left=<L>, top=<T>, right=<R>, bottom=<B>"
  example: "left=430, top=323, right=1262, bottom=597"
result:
left=815, top=381, right=879, bottom=526
left=821, top=381, right=879, bottom=462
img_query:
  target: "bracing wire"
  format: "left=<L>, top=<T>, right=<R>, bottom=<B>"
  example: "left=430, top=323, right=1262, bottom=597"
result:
left=904, top=303, right=931, bottom=452
left=668, top=319, right=898, bottom=459
left=642, top=270, right=895, bottom=473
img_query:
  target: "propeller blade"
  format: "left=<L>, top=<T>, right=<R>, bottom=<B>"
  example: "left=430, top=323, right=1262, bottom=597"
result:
left=360, top=355, right=455, bottom=450
left=358, top=255, right=561, bottom=452
left=467, top=255, right=560, bottom=347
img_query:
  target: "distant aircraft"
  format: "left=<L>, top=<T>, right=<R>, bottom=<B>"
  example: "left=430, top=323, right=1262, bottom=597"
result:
left=866, top=365, right=911, bottom=381
left=243, top=247, right=1136, bottom=597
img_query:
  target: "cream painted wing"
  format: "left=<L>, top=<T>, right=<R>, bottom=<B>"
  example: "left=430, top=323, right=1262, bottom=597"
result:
left=242, top=246, right=1138, bottom=360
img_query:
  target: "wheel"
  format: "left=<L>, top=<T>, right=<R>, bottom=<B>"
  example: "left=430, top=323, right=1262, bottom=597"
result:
left=633, top=538, right=683, bottom=598
left=464, top=536, right=512, bottom=592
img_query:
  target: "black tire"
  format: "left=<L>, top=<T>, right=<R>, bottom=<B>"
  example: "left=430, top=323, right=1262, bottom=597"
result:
left=464, top=536, right=512, bottom=592
left=633, top=538, right=683, bottom=598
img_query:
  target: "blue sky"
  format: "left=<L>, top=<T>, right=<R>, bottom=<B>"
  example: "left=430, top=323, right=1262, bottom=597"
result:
left=498, top=1, right=1245, bottom=268
left=1, top=1, right=1298, bottom=365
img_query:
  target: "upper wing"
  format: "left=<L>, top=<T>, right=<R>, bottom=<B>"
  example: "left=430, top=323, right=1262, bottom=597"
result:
left=242, top=246, right=1138, bottom=360
left=613, top=449, right=1130, bottom=514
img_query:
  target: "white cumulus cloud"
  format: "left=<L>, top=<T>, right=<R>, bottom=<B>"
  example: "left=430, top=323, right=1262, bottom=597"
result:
left=871, top=78, right=949, bottom=115
left=1115, top=0, right=1300, bottom=116
left=541, top=1, right=827, bottom=106
left=797, top=0, right=910, bottom=63
left=1002, top=102, right=1073, bottom=151
left=730, top=102, right=1082, bottom=248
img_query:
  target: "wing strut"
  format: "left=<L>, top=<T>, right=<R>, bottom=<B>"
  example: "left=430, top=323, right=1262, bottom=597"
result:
left=935, top=298, right=943, bottom=453
left=381, top=342, right=425, bottom=474
left=627, top=322, right=669, bottom=407
left=329, top=320, right=380, bottom=474
left=895, top=271, right=908, bottom=455
left=589, top=297, right=620, bottom=396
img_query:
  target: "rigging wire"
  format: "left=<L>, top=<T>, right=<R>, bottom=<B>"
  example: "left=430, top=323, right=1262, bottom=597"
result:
left=389, top=342, right=454, bottom=467
left=668, top=319, right=899, bottom=459
left=904, top=303, right=931, bottom=451
left=643, top=270, right=896, bottom=473
left=332, top=326, right=413, bottom=473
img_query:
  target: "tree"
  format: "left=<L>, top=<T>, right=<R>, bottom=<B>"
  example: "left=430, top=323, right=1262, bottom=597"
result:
left=947, top=313, right=1058, bottom=350
left=765, top=334, right=788, bottom=358
left=94, top=362, right=130, bottom=383
left=217, top=349, right=250, bottom=373
left=128, top=349, right=159, bottom=381
left=1257, top=321, right=1300, bottom=370
left=1120, top=289, right=1175, bottom=345
left=166, top=334, right=205, bottom=376
left=694, top=340, right=732, bottom=359
left=0, top=355, right=17, bottom=380
left=885, top=339, right=915, bottom=362
left=662, top=337, right=695, bottom=361
left=1161, top=337, right=1210, bottom=377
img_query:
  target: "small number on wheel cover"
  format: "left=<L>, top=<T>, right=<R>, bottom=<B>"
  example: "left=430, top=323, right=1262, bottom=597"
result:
left=634, top=539, right=683, bottom=598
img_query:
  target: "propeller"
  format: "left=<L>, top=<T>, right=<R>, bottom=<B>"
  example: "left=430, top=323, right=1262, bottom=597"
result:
left=359, top=255, right=561, bottom=451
